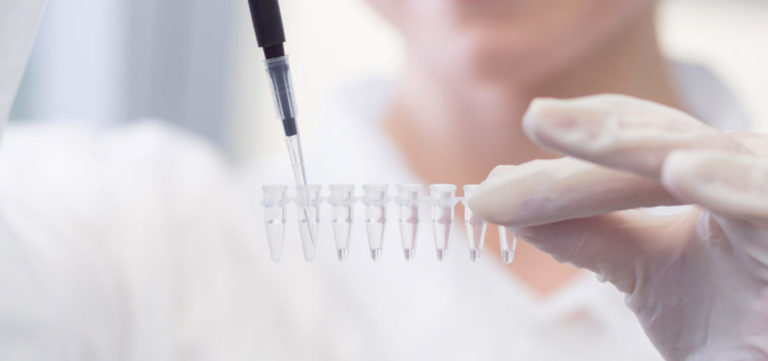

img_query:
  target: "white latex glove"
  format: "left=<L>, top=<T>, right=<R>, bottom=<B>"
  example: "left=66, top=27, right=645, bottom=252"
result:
left=468, top=95, right=768, bottom=361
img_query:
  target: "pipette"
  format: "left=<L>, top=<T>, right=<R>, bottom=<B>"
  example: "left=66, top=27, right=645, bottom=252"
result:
left=247, top=0, right=316, bottom=258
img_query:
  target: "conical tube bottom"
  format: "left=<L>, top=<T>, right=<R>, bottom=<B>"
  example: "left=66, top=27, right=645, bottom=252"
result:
left=502, top=250, right=515, bottom=264
left=403, top=248, right=416, bottom=261
left=499, top=226, right=518, bottom=265
left=430, top=184, right=456, bottom=264
left=469, top=249, right=481, bottom=262
left=331, top=221, right=352, bottom=261
left=302, top=246, right=317, bottom=262
left=329, top=185, right=355, bottom=264
left=264, top=221, right=285, bottom=262
left=268, top=242, right=283, bottom=262
left=370, top=248, right=383, bottom=261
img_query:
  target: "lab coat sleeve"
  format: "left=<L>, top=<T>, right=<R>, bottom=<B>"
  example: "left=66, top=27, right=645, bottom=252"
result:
left=0, top=121, right=287, bottom=360
left=0, top=186, right=124, bottom=360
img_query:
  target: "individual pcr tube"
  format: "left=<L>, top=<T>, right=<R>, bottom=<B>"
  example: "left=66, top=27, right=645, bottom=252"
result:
left=499, top=226, right=518, bottom=264
left=296, top=184, right=322, bottom=261
left=328, top=184, right=356, bottom=261
left=462, top=185, right=487, bottom=262
left=396, top=184, right=423, bottom=261
left=261, top=185, right=289, bottom=262
left=430, top=184, right=456, bottom=261
left=362, top=184, right=389, bottom=261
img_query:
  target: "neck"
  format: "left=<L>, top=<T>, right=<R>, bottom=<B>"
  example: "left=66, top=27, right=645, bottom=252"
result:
left=533, top=12, right=681, bottom=107
left=383, top=12, right=681, bottom=187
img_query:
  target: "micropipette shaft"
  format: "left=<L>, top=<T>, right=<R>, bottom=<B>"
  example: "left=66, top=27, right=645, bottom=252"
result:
left=247, top=0, right=316, bottom=251
left=263, top=55, right=307, bottom=185
left=247, top=0, right=307, bottom=182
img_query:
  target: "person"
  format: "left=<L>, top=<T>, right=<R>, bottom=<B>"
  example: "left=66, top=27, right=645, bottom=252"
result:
left=0, top=0, right=766, bottom=360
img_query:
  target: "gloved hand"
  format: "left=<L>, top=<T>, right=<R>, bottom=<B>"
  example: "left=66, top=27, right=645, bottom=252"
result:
left=468, top=94, right=768, bottom=361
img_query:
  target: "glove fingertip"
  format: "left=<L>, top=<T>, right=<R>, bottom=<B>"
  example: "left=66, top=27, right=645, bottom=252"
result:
left=466, top=179, right=518, bottom=226
left=522, top=98, right=563, bottom=146
left=662, top=150, right=768, bottom=222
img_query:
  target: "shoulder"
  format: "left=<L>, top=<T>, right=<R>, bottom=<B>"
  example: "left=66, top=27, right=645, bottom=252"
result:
left=0, top=120, right=239, bottom=241
left=0, top=119, right=232, bottom=199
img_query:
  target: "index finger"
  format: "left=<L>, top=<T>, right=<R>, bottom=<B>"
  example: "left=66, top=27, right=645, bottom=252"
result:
left=522, top=94, right=749, bottom=181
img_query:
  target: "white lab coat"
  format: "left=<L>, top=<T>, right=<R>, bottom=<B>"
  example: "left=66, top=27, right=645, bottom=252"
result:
left=0, top=2, right=749, bottom=360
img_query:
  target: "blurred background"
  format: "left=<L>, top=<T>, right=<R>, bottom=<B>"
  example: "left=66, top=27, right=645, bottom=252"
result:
left=9, top=0, right=768, bottom=162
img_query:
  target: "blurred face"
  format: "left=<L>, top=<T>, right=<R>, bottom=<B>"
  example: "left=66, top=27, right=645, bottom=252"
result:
left=367, top=0, right=656, bottom=87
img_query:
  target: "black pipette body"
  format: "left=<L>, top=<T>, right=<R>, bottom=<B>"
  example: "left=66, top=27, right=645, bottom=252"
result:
left=247, top=0, right=285, bottom=59
left=247, top=0, right=297, bottom=137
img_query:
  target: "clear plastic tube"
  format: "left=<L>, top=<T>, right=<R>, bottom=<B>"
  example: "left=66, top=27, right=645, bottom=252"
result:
left=396, top=184, right=423, bottom=261
left=462, top=185, right=487, bottom=262
left=296, top=184, right=322, bottom=261
left=430, top=184, right=456, bottom=261
left=362, top=184, right=389, bottom=261
left=329, top=184, right=355, bottom=261
left=261, top=185, right=288, bottom=262
left=499, top=226, right=518, bottom=264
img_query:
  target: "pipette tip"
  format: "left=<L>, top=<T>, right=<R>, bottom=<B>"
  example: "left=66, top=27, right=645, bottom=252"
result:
left=436, top=249, right=448, bottom=261
left=370, top=248, right=383, bottom=261
left=337, top=249, right=349, bottom=261
left=403, top=249, right=416, bottom=261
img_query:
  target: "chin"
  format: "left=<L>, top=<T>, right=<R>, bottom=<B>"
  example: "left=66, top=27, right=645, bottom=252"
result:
left=440, top=38, right=556, bottom=87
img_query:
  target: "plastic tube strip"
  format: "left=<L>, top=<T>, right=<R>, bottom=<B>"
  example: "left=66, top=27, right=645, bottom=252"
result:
left=261, top=183, right=518, bottom=263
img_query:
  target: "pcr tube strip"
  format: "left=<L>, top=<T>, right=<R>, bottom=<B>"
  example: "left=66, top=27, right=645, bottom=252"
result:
left=261, top=184, right=518, bottom=263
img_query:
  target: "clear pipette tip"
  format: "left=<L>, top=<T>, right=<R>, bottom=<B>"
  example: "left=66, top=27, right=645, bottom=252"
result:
left=285, top=135, right=317, bottom=253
